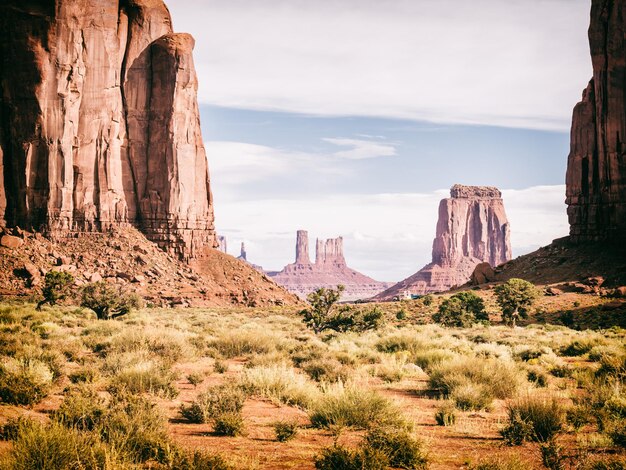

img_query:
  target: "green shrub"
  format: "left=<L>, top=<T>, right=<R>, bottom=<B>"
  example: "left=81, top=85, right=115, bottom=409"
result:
left=37, top=271, right=74, bottom=310
left=168, top=450, right=234, bottom=470
left=309, top=384, right=404, bottom=429
left=500, top=411, right=533, bottom=445
left=561, top=340, right=596, bottom=357
left=180, top=383, right=246, bottom=424
left=435, top=401, right=456, bottom=426
left=208, top=331, right=275, bottom=358
left=301, top=358, right=350, bottom=383
left=240, top=365, right=318, bottom=408
left=69, top=368, right=100, bottom=384
left=502, top=397, right=564, bottom=443
left=550, top=364, right=572, bottom=378
left=428, top=357, right=521, bottom=404
left=98, top=394, right=171, bottom=463
left=433, top=291, right=488, bottom=327
left=187, top=372, right=204, bottom=387
left=396, top=309, right=407, bottom=320
left=53, top=386, right=106, bottom=431
left=527, top=369, right=548, bottom=387
left=109, top=359, right=178, bottom=398
left=314, top=444, right=389, bottom=470
left=273, top=420, right=299, bottom=442
left=80, top=282, right=142, bottom=320
left=566, top=405, right=590, bottom=431
left=1, top=419, right=128, bottom=470
left=540, top=439, right=566, bottom=470
left=450, top=382, right=492, bottom=411
left=364, top=427, right=428, bottom=469
left=213, top=412, right=245, bottom=437
left=301, top=285, right=345, bottom=333
left=471, top=456, right=527, bottom=470
left=0, top=357, right=53, bottom=405
left=214, top=359, right=228, bottom=373
left=494, top=279, right=539, bottom=327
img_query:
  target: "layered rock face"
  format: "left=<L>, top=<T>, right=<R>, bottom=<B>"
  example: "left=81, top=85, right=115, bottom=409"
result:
left=270, top=231, right=392, bottom=301
left=376, top=185, right=511, bottom=299
left=566, top=0, right=626, bottom=242
left=0, top=0, right=215, bottom=260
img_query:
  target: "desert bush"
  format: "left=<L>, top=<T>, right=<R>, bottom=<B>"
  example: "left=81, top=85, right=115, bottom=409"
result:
left=540, top=439, right=566, bottom=470
left=527, top=369, right=548, bottom=387
left=213, top=359, right=228, bottom=374
left=1, top=419, right=128, bottom=470
left=502, top=396, right=564, bottom=444
left=301, top=286, right=384, bottom=334
left=566, top=405, right=591, bottom=431
left=500, top=410, right=534, bottom=445
left=208, top=330, right=276, bottom=358
left=69, top=368, right=100, bottom=384
left=376, top=332, right=424, bottom=354
left=494, top=278, right=539, bottom=327
left=561, top=339, right=597, bottom=357
left=309, top=383, right=404, bottom=429
left=98, top=394, right=171, bottom=463
left=314, top=444, right=389, bottom=470
left=80, top=282, right=141, bottom=320
left=581, top=457, right=626, bottom=470
left=428, top=357, right=521, bottom=403
left=273, top=420, right=299, bottom=442
left=433, top=291, right=488, bottom=327
left=412, top=348, right=457, bottom=371
left=435, top=401, right=457, bottom=426
left=167, top=450, right=234, bottom=470
left=301, top=358, right=350, bottom=383
left=241, top=365, right=319, bottom=408
left=364, top=427, right=428, bottom=470
left=0, top=356, right=53, bottom=405
left=36, top=271, right=74, bottom=310
left=53, top=386, right=106, bottom=431
left=451, top=382, right=492, bottom=411
left=471, top=456, right=527, bottom=470
left=550, top=364, right=573, bottom=378
left=108, top=358, right=178, bottom=398
left=180, top=383, right=246, bottom=424
left=213, top=412, right=245, bottom=437
left=187, top=372, right=204, bottom=387
left=421, top=295, right=434, bottom=306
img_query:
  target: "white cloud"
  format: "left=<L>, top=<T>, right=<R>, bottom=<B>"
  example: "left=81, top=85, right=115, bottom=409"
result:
left=324, top=138, right=397, bottom=160
left=215, top=186, right=568, bottom=282
left=168, top=0, right=591, bottom=130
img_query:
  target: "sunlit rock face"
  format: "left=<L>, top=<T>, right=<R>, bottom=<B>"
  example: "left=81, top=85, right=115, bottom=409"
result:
left=0, top=0, right=215, bottom=260
left=566, top=0, right=626, bottom=242
left=375, top=185, right=512, bottom=299
left=270, top=230, right=392, bottom=301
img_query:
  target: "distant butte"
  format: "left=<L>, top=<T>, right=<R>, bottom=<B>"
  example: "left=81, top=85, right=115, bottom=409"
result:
left=375, top=185, right=512, bottom=300
left=270, top=230, right=392, bottom=301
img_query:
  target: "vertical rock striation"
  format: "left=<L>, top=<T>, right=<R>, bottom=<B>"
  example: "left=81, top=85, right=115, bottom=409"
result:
left=566, top=0, right=626, bottom=242
left=375, top=185, right=511, bottom=299
left=0, top=0, right=215, bottom=259
left=271, top=231, right=392, bottom=301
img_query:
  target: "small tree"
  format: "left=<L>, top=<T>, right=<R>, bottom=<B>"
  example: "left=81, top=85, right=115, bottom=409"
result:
left=433, top=291, right=488, bottom=327
left=301, top=285, right=345, bottom=333
left=36, top=271, right=74, bottom=310
left=494, top=278, right=538, bottom=327
left=80, top=281, right=142, bottom=320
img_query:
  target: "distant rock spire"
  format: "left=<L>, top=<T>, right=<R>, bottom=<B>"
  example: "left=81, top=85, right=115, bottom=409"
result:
left=295, top=230, right=311, bottom=264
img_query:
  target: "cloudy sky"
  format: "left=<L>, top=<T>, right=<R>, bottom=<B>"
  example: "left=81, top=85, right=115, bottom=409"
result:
left=167, top=0, right=592, bottom=282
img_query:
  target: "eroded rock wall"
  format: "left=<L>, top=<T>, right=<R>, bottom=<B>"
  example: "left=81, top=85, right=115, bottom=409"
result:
left=0, top=0, right=215, bottom=259
left=566, top=0, right=626, bottom=242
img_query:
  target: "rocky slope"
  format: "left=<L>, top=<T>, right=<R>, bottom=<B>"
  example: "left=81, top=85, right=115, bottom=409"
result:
left=0, top=0, right=214, bottom=260
left=566, top=0, right=626, bottom=242
left=375, top=185, right=511, bottom=299
left=270, top=230, right=392, bottom=301
left=0, top=225, right=299, bottom=307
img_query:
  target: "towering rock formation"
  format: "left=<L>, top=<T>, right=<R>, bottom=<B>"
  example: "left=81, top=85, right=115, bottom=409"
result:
left=376, top=185, right=511, bottom=299
left=0, top=0, right=215, bottom=260
left=217, top=236, right=228, bottom=254
left=270, top=231, right=392, bottom=301
left=566, top=0, right=626, bottom=242
left=295, top=230, right=311, bottom=265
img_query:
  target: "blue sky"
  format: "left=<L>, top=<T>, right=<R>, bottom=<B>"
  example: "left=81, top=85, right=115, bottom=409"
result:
left=167, top=0, right=592, bottom=281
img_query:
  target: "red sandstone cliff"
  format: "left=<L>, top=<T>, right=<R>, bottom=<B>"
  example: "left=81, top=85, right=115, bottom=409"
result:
left=0, top=0, right=214, bottom=260
left=566, top=0, right=626, bottom=242
left=375, top=185, right=511, bottom=299
left=270, top=231, right=392, bottom=301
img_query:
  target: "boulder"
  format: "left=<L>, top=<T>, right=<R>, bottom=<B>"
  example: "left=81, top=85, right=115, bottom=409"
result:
left=470, top=262, right=496, bottom=285
left=1, top=235, right=23, bottom=249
